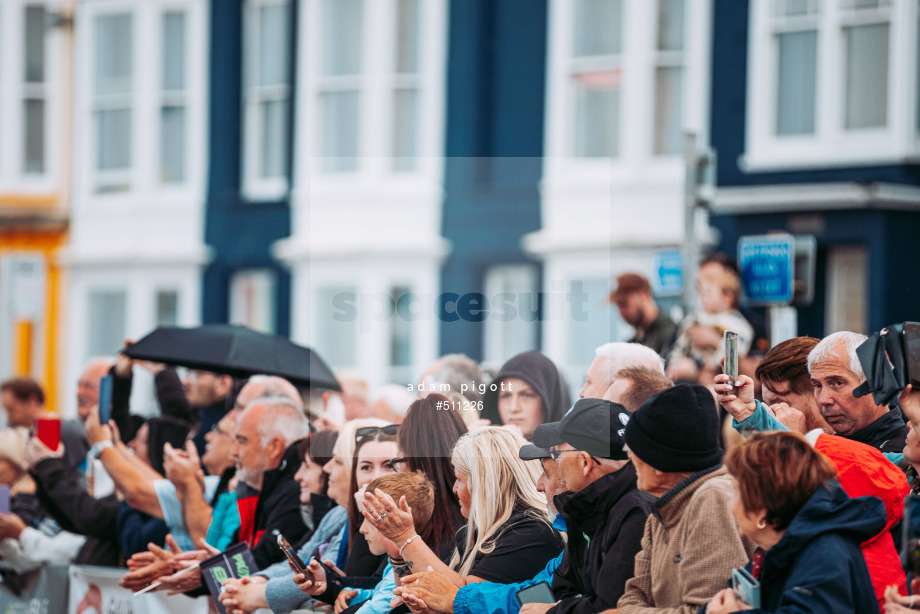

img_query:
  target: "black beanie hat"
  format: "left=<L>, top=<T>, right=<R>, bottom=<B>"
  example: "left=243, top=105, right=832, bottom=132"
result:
left=624, top=383, right=723, bottom=472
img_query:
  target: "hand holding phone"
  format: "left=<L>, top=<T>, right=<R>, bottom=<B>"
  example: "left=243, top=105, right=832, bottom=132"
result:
left=277, top=534, right=310, bottom=578
left=723, top=331, right=739, bottom=383
left=98, top=375, right=113, bottom=425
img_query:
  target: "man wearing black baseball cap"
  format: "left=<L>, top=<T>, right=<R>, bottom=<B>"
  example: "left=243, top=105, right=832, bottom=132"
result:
left=528, top=399, right=653, bottom=614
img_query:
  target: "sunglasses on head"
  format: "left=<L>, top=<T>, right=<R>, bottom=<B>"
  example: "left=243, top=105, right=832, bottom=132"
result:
left=355, top=424, right=399, bottom=442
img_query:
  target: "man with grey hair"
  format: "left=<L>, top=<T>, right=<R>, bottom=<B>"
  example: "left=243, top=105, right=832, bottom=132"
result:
left=231, top=397, right=310, bottom=568
left=417, top=353, right=484, bottom=402
left=579, top=342, right=665, bottom=399
left=807, top=331, right=907, bottom=453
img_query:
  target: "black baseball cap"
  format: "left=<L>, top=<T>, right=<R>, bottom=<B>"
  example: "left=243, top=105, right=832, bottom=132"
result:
left=518, top=443, right=551, bottom=461
left=533, top=398, right=631, bottom=460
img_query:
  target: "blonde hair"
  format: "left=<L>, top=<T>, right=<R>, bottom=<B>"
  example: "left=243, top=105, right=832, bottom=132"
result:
left=448, top=427, right=549, bottom=576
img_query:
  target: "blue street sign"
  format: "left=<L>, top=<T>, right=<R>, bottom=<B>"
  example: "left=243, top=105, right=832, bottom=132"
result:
left=653, top=250, right=683, bottom=296
left=738, top=234, right=795, bottom=305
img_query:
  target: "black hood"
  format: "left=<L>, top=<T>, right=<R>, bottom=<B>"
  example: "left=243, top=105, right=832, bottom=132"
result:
left=481, top=350, right=571, bottom=427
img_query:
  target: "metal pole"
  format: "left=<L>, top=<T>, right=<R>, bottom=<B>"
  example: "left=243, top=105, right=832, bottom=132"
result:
left=682, top=132, right=700, bottom=315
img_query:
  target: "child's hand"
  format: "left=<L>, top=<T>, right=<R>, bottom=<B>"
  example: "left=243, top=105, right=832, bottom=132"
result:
left=334, top=588, right=358, bottom=613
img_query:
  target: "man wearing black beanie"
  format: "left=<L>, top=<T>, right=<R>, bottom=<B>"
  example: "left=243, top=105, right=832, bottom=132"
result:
left=613, top=383, right=753, bottom=614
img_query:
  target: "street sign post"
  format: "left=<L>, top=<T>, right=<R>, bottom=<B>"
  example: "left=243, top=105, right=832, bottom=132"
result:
left=738, top=234, right=795, bottom=305
left=738, top=234, right=796, bottom=345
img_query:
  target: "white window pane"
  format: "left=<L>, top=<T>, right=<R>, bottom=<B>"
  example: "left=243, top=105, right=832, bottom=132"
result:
left=259, top=3, right=289, bottom=87
left=87, top=290, right=126, bottom=357
left=392, top=88, right=418, bottom=171
left=162, top=12, right=186, bottom=91
left=844, top=24, right=888, bottom=130
left=260, top=100, right=286, bottom=178
left=24, top=6, right=46, bottom=84
left=160, top=105, right=186, bottom=183
left=23, top=99, right=45, bottom=174
left=395, top=0, right=420, bottom=73
left=824, top=246, right=867, bottom=335
left=320, top=91, right=359, bottom=171
left=95, top=14, right=133, bottom=96
left=574, top=72, right=620, bottom=157
left=657, top=0, right=684, bottom=51
left=841, top=0, right=883, bottom=9
left=315, top=286, right=356, bottom=368
left=156, top=290, right=179, bottom=326
left=654, top=67, right=683, bottom=155
left=774, top=0, right=817, bottom=17
left=573, top=0, right=621, bottom=57
left=97, top=109, right=131, bottom=170
left=230, top=270, right=276, bottom=333
left=776, top=30, right=816, bottom=135
left=321, top=0, right=363, bottom=76
left=482, top=265, right=539, bottom=365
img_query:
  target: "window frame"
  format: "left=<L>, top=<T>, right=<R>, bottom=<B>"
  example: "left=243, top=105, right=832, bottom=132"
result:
left=241, top=0, right=292, bottom=201
left=743, top=0, right=918, bottom=172
left=298, top=0, right=446, bottom=184
left=75, top=0, right=207, bottom=203
left=0, top=0, right=61, bottom=194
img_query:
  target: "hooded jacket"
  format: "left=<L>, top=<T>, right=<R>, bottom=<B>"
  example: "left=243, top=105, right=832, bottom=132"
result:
left=549, top=463, right=653, bottom=614
left=702, top=480, right=883, bottom=613
left=481, top=350, right=571, bottom=427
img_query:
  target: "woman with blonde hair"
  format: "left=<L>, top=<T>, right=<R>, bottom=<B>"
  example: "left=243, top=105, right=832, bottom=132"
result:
left=363, top=426, right=564, bottom=586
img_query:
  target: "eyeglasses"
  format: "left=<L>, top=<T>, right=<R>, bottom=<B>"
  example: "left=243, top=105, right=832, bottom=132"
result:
left=549, top=447, right=584, bottom=462
left=385, top=457, right=408, bottom=472
left=355, top=424, right=399, bottom=443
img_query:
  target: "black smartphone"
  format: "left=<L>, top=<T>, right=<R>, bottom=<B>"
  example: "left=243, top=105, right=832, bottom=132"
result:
left=98, top=375, right=113, bottom=425
left=277, top=534, right=311, bottom=580
left=0, top=485, right=10, bottom=515
left=516, top=581, right=555, bottom=606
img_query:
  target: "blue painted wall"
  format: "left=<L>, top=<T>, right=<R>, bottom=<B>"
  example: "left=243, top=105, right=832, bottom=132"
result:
left=709, top=0, right=920, bottom=334
left=440, top=0, right=549, bottom=360
left=201, top=0, right=292, bottom=335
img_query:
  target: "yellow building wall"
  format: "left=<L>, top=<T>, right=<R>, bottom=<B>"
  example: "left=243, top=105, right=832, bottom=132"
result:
left=0, top=228, right=66, bottom=413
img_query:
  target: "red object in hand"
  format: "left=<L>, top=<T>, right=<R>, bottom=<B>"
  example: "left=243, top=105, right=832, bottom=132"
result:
left=36, top=415, right=61, bottom=451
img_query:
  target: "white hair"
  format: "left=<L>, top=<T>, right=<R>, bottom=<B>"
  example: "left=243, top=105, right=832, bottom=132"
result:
left=807, top=331, right=867, bottom=382
left=595, top=342, right=665, bottom=375
left=243, top=397, right=310, bottom=447
left=245, top=375, right=304, bottom=412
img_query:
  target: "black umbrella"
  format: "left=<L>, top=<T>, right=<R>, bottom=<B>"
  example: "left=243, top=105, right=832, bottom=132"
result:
left=123, top=324, right=341, bottom=391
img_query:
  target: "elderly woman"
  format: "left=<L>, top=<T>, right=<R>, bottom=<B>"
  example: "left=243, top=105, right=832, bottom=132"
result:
left=363, top=426, right=564, bottom=588
left=705, top=431, right=882, bottom=613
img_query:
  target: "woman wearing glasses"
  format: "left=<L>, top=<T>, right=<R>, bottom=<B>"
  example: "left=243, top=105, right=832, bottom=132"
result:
left=220, top=418, right=397, bottom=614
left=364, top=426, right=564, bottom=591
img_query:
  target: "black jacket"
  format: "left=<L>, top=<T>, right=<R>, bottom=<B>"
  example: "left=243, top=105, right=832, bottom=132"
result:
left=482, top=350, right=572, bottom=426
left=700, top=481, right=882, bottom=613
left=237, top=440, right=309, bottom=570
left=30, top=456, right=121, bottom=566
left=550, top=463, right=653, bottom=614
left=849, top=410, right=907, bottom=454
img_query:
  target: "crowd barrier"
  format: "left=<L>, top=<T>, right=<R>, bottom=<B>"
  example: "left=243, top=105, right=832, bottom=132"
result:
left=0, top=564, right=211, bottom=613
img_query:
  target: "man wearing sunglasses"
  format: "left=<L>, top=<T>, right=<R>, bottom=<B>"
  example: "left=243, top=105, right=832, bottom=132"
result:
left=514, top=399, right=653, bottom=614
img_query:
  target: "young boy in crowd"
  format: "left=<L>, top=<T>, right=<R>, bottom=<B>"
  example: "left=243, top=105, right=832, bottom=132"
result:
left=294, top=471, right=434, bottom=614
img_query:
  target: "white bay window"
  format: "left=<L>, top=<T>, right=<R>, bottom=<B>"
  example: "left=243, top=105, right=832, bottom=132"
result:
left=744, top=0, right=919, bottom=170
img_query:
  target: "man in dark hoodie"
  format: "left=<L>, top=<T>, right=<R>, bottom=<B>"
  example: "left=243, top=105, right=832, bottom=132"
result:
left=528, top=399, right=653, bottom=614
left=481, top=350, right=571, bottom=439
